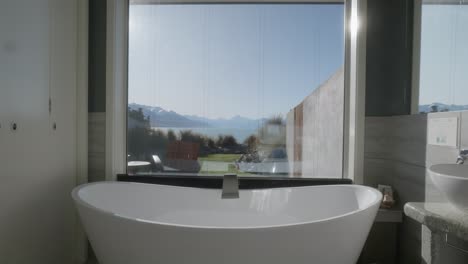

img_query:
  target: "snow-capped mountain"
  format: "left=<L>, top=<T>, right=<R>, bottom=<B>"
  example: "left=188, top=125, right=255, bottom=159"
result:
left=129, top=103, right=208, bottom=127
left=128, top=103, right=263, bottom=128
left=183, top=114, right=264, bottom=129
left=419, top=103, right=468, bottom=113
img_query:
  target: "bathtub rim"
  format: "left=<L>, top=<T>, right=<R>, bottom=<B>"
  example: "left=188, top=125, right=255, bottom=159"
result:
left=72, top=181, right=382, bottom=230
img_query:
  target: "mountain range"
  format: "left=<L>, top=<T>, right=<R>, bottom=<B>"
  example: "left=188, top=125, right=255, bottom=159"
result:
left=129, top=103, right=263, bottom=128
left=130, top=103, right=468, bottom=128
left=419, top=103, right=468, bottom=113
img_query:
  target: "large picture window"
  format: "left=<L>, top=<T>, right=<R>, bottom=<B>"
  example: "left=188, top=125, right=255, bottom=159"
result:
left=127, top=1, right=345, bottom=178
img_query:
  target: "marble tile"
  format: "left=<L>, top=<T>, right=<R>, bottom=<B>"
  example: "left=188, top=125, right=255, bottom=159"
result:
left=365, top=115, right=428, bottom=264
left=365, top=115, right=427, bottom=167
left=363, top=158, right=395, bottom=187
left=365, top=111, right=468, bottom=263
left=88, top=113, right=106, bottom=154
left=392, top=163, right=426, bottom=205
left=88, top=152, right=105, bottom=182
left=364, top=158, right=426, bottom=206
left=364, top=115, right=427, bottom=209
left=88, top=112, right=106, bottom=182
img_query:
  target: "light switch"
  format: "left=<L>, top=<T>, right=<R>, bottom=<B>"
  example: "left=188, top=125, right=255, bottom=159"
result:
left=428, top=117, right=459, bottom=147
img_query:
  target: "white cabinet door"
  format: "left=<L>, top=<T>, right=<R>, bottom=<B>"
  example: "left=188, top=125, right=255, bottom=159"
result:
left=0, top=0, right=77, bottom=263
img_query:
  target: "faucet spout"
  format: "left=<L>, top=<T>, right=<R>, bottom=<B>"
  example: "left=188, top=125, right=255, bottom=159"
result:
left=457, top=149, right=468, bottom=165
left=222, top=174, right=239, bottom=199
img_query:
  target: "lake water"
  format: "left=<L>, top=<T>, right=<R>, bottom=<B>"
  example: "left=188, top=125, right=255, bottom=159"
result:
left=154, top=127, right=257, bottom=142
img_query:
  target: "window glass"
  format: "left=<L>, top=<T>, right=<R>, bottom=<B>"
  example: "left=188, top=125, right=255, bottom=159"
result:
left=419, top=3, right=468, bottom=113
left=128, top=3, right=345, bottom=178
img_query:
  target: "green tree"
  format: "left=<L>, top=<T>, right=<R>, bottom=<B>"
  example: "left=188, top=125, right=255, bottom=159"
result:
left=266, top=114, right=284, bottom=125
left=128, top=107, right=150, bottom=126
left=207, top=138, right=216, bottom=149
left=167, top=129, right=177, bottom=141
left=244, top=134, right=258, bottom=153
left=221, top=135, right=238, bottom=148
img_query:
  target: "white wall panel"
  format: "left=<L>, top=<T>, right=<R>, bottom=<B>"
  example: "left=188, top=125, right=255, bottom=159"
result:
left=0, top=0, right=79, bottom=263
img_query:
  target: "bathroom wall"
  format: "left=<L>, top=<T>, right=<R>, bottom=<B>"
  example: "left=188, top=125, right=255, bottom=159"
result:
left=0, top=0, right=81, bottom=262
left=89, top=113, right=106, bottom=182
left=425, top=111, right=468, bottom=203
left=364, top=111, right=468, bottom=263
left=423, top=111, right=468, bottom=263
left=361, top=1, right=425, bottom=261
left=364, top=114, right=428, bottom=263
left=417, top=3, right=468, bottom=261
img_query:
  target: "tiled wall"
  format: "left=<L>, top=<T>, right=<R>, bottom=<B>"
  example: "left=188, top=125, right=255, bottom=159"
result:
left=424, top=111, right=468, bottom=263
left=87, top=113, right=106, bottom=263
left=364, top=111, right=468, bottom=263
left=364, top=114, right=428, bottom=264
left=88, top=113, right=106, bottom=182
left=364, top=114, right=428, bottom=205
left=425, top=111, right=468, bottom=203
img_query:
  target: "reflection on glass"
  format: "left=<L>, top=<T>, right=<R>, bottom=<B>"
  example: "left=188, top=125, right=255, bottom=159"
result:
left=127, top=3, right=345, bottom=178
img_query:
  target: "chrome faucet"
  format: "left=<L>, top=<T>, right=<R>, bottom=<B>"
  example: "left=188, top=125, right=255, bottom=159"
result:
left=222, top=174, right=239, bottom=199
left=456, top=149, right=468, bottom=165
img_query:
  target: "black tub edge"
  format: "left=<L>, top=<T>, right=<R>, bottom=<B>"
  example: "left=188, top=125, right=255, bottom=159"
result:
left=117, top=174, right=353, bottom=189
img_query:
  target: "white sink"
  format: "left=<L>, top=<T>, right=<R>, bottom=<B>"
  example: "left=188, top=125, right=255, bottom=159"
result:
left=429, top=164, right=468, bottom=211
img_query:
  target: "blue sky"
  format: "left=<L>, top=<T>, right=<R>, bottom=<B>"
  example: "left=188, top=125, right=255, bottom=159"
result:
left=420, top=5, right=468, bottom=105
left=128, top=4, right=344, bottom=119
left=128, top=4, right=468, bottom=118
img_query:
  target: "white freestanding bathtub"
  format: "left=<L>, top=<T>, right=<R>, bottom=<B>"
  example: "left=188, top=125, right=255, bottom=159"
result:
left=72, top=182, right=381, bottom=264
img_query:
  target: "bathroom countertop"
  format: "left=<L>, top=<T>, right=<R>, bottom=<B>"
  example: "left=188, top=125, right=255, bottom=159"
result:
left=404, top=202, right=468, bottom=241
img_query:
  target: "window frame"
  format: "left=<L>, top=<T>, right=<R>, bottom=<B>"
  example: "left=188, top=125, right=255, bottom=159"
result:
left=105, top=0, right=367, bottom=184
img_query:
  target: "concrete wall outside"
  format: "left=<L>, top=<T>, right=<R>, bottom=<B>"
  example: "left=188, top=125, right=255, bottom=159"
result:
left=286, top=110, right=295, bottom=175
left=286, top=68, right=344, bottom=178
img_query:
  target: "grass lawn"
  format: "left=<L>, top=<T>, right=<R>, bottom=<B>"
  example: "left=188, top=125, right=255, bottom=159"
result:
left=198, top=154, right=257, bottom=176
left=198, top=154, right=242, bottom=163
